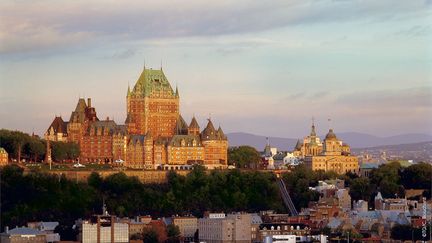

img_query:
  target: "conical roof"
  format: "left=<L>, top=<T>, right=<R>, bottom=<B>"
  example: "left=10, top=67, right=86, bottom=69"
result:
left=175, top=115, right=189, bottom=135
left=201, top=119, right=218, bottom=140
left=294, top=139, right=302, bottom=150
left=189, top=116, right=200, bottom=129
left=217, top=126, right=227, bottom=140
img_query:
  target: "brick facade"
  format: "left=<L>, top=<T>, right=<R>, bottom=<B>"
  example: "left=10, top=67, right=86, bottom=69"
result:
left=45, top=67, right=228, bottom=169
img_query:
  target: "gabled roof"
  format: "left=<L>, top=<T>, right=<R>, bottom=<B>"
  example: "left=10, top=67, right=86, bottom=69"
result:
left=154, top=137, right=171, bottom=146
left=39, top=222, right=59, bottom=231
left=7, top=227, right=43, bottom=235
left=87, top=120, right=118, bottom=135
left=47, top=116, right=67, bottom=134
left=114, top=125, right=127, bottom=136
left=375, top=192, right=383, bottom=200
left=131, top=68, right=175, bottom=97
left=129, top=134, right=147, bottom=145
left=169, top=135, right=202, bottom=147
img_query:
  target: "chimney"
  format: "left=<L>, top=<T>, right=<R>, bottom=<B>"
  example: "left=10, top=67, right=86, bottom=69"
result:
left=87, top=98, right=92, bottom=107
left=5, top=226, right=9, bottom=234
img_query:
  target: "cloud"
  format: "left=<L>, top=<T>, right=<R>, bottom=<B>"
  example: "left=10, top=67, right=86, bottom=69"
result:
left=394, top=25, right=432, bottom=37
left=0, top=0, right=429, bottom=54
left=336, top=86, right=432, bottom=108
left=109, top=49, right=137, bottom=59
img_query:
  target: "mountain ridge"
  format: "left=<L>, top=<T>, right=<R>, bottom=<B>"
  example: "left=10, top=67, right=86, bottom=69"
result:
left=227, top=132, right=432, bottom=150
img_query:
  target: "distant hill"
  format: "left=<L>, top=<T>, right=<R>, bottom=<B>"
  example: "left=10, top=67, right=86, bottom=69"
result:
left=352, top=141, right=432, bottom=163
left=227, top=132, right=432, bottom=150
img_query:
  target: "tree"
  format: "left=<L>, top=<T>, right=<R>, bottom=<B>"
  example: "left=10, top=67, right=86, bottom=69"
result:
left=369, top=162, right=402, bottom=198
left=391, top=224, right=426, bottom=241
left=349, top=177, right=373, bottom=201
left=321, top=226, right=332, bottom=236
left=88, top=172, right=103, bottom=189
left=24, top=138, right=45, bottom=162
left=228, top=146, right=261, bottom=168
left=401, top=162, right=432, bottom=190
left=166, top=224, right=180, bottom=243
left=282, top=165, right=321, bottom=210
left=51, top=142, right=80, bottom=162
left=66, top=142, right=80, bottom=160
left=142, top=229, right=159, bottom=243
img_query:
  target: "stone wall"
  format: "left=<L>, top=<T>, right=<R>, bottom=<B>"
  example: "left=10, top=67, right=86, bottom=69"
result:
left=42, top=169, right=191, bottom=184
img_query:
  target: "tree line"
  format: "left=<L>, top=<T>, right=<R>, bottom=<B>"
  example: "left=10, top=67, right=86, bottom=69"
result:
left=1, top=161, right=430, bottom=240
left=0, top=164, right=284, bottom=240
left=0, top=129, right=79, bottom=162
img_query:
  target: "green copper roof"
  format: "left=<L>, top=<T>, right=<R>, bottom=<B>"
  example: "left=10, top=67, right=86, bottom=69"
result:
left=131, top=68, right=175, bottom=97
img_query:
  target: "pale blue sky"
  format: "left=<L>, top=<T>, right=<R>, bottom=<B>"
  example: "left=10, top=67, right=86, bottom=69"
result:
left=0, top=0, right=431, bottom=138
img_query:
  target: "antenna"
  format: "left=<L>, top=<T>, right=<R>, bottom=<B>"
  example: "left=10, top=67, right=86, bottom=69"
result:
left=328, top=118, right=332, bottom=130
left=143, top=58, right=146, bottom=70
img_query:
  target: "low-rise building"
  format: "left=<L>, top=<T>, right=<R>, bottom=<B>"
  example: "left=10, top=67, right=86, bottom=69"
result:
left=0, top=227, right=46, bottom=243
left=353, top=200, right=368, bottom=212
left=198, top=213, right=251, bottom=243
left=81, top=215, right=129, bottom=243
left=258, top=223, right=311, bottom=242
left=173, top=216, right=197, bottom=242
left=251, top=214, right=263, bottom=243
left=27, top=222, right=60, bottom=242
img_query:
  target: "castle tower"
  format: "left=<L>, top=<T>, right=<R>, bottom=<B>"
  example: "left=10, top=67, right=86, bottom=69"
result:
left=126, top=67, right=179, bottom=137
left=188, top=116, right=200, bottom=136
left=201, top=119, right=228, bottom=166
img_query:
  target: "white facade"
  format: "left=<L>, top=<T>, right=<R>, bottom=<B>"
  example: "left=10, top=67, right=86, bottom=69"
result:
left=82, top=221, right=129, bottom=243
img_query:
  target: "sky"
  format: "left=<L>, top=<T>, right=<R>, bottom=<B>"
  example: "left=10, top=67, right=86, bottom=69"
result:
left=0, top=0, right=431, bottom=138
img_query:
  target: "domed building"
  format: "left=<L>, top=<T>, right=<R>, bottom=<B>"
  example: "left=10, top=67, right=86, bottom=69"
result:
left=303, top=128, right=358, bottom=174
left=293, top=121, right=323, bottom=157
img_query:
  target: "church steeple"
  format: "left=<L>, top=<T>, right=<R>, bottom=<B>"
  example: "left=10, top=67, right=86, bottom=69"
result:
left=310, top=117, right=317, bottom=137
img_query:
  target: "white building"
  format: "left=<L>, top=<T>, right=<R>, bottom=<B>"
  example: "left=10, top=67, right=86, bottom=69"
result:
left=27, top=222, right=60, bottom=243
left=81, top=215, right=129, bottom=243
